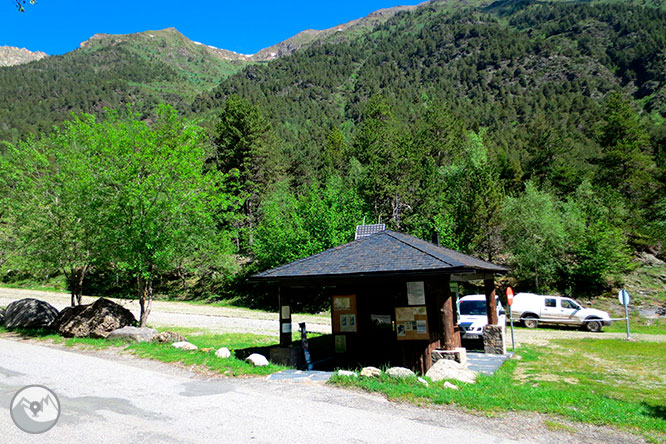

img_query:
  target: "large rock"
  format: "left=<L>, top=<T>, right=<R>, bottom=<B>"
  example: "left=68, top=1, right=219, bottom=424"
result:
left=107, top=326, right=157, bottom=342
left=386, top=367, right=415, bottom=378
left=425, top=358, right=477, bottom=384
left=4, top=298, right=59, bottom=329
left=245, top=353, right=269, bottom=367
left=53, top=298, right=137, bottom=338
left=153, top=331, right=188, bottom=344
left=0, top=307, right=5, bottom=326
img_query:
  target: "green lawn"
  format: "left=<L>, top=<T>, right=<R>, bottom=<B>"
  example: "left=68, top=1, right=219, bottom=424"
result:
left=332, top=339, right=666, bottom=443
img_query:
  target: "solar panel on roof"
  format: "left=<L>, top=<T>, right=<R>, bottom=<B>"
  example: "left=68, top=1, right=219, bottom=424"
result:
left=355, top=224, right=386, bottom=240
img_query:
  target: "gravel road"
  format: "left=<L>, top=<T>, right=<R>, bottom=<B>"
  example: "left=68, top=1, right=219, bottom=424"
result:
left=0, top=288, right=331, bottom=336
left=0, top=339, right=645, bottom=444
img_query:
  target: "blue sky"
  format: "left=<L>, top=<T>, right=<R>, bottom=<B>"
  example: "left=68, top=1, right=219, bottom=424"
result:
left=1, top=0, right=423, bottom=55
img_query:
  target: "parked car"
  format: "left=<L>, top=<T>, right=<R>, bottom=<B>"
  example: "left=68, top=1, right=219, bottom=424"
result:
left=457, top=294, right=505, bottom=339
left=510, top=293, right=611, bottom=332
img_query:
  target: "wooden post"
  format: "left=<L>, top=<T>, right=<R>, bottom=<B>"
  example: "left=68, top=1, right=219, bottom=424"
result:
left=278, top=287, right=292, bottom=347
left=441, top=275, right=456, bottom=350
left=484, top=276, right=498, bottom=325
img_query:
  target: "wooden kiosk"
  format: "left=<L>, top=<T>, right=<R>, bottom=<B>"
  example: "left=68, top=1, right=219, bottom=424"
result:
left=252, top=229, right=507, bottom=374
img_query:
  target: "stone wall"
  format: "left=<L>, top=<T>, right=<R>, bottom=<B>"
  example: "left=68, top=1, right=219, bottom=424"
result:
left=483, top=324, right=506, bottom=355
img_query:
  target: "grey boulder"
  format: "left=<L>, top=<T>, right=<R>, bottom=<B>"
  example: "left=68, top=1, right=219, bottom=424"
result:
left=53, top=298, right=137, bottom=338
left=4, top=298, right=59, bottom=329
left=107, top=326, right=158, bottom=342
left=0, top=307, right=5, bottom=326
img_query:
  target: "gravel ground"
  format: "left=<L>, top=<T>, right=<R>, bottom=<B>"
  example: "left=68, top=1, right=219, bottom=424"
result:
left=0, top=288, right=331, bottom=336
left=0, top=339, right=647, bottom=444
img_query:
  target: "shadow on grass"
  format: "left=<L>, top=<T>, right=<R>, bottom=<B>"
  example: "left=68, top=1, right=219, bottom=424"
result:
left=234, top=334, right=335, bottom=370
left=643, top=403, right=666, bottom=421
left=3, top=327, right=56, bottom=338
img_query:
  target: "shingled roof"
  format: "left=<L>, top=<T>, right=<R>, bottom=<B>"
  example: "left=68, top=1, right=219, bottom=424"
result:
left=252, top=230, right=507, bottom=282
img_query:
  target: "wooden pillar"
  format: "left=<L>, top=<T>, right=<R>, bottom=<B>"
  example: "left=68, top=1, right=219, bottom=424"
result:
left=484, top=276, right=498, bottom=325
left=440, top=275, right=456, bottom=351
left=278, top=287, right=292, bottom=347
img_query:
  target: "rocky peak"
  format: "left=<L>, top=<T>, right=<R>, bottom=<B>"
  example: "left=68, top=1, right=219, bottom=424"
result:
left=0, top=46, right=48, bottom=67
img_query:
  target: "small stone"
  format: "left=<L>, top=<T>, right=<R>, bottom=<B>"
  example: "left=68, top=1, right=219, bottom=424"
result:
left=215, top=347, right=231, bottom=359
left=200, top=347, right=214, bottom=353
left=417, top=377, right=429, bottom=387
left=443, top=381, right=459, bottom=390
left=246, top=353, right=269, bottom=367
left=386, top=367, right=415, bottom=378
left=172, top=341, right=198, bottom=351
left=107, top=326, right=157, bottom=342
left=154, top=331, right=187, bottom=344
left=360, top=366, right=381, bottom=377
left=337, top=370, right=357, bottom=377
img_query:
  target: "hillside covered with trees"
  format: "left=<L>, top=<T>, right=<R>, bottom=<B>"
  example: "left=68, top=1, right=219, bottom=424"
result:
left=1, top=0, right=665, bottom=311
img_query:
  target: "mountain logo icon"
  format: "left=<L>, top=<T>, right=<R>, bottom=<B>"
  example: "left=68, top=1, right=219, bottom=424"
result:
left=10, top=385, right=61, bottom=434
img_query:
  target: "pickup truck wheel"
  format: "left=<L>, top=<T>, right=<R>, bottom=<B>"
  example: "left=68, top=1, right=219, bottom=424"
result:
left=522, top=316, right=538, bottom=329
left=585, top=320, right=602, bottom=332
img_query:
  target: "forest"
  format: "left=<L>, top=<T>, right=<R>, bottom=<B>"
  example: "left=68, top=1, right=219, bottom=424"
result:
left=1, top=0, right=665, bottom=312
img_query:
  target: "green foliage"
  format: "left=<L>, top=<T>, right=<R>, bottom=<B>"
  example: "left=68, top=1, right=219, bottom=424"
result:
left=1, top=106, right=235, bottom=322
left=502, top=181, right=631, bottom=293
left=253, top=177, right=368, bottom=269
left=502, top=182, right=567, bottom=291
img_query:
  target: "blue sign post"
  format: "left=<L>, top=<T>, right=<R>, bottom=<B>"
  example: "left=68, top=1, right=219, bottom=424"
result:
left=618, top=289, right=631, bottom=340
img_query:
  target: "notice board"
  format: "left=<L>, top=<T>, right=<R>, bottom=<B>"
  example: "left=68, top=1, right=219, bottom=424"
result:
left=395, top=306, right=429, bottom=341
left=332, top=294, right=357, bottom=334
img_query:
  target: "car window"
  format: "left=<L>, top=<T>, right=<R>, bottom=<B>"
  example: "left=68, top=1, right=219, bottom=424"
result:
left=545, top=298, right=556, bottom=308
left=561, top=299, right=579, bottom=310
left=459, top=300, right=486, bottom=316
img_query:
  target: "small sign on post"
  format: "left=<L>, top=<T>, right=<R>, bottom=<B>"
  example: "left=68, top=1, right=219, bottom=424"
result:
left=618, top=289, right=631, bottom=340
left=506, top=287, right=515, bottom=351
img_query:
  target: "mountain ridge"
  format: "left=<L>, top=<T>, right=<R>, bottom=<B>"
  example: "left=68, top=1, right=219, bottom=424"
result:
left=0, top=45, right=48, bottom=67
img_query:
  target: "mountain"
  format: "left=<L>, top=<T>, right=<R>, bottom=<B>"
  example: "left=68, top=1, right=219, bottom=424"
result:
left=251, top=4, right=422, bottom=61
left=0, top=27, right=249, bottom=141
left=0, top=45, right=47, bottom=67
left=192, top=0, right=665, bottom=183
left=0, top=0, right=665, bottom=144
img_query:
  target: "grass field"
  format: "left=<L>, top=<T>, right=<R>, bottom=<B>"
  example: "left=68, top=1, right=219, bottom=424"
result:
left=332, top=339, right=666, bottom=443
left=0, top=326, right=288, bottom=377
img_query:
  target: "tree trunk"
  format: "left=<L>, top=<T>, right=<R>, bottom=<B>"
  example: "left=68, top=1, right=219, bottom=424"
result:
left=66, top=265, right=88, bottom=306
left=138, top=274, right=154, bottom=327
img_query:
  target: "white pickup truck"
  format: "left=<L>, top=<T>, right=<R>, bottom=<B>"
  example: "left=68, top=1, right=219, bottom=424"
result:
left=511, top=293, right=611, bottom=332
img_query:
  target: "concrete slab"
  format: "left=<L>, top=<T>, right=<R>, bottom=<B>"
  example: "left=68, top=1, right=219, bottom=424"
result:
left=466, top=352, right=513, bottom=375
left=266, top=369, right=333, bottom=383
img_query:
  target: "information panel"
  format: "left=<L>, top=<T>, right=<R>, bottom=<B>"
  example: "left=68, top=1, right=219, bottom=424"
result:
left=332, top=294, right=357, bottom=334
left=395, top=306, right=429, bottom=341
